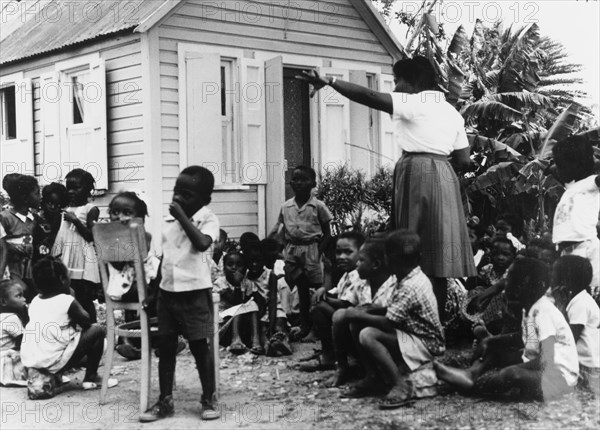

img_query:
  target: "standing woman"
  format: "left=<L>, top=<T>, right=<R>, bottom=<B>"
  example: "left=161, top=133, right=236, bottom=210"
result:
left=297, top=56, right=476, bottom=318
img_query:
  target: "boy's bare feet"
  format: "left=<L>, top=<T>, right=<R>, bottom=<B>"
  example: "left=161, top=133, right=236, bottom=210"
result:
left=432, top=360, right=475, bottom=390
left=327, top=367, right=350, bottom=387
left=300, top=330, right=319, bottom=343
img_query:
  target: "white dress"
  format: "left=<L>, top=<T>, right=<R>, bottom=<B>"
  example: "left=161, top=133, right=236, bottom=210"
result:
left=21, top=294, right=81, bottom=373
left=52, top=203, right=100, bottom=283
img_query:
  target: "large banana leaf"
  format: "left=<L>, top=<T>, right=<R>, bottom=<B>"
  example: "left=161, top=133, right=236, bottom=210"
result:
left=467, top=134, right=525, bottom=162
left=539, top=103, right=580, bottom=159
left=498, top=24, right=540, bottom=93
left=461, top=101, right=524, bottom=124
left=486, top=92, right=553, bottom=111
left=467, top=162, right=522, bottom=206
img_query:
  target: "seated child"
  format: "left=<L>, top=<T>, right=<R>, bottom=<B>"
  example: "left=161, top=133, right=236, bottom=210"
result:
left=21, top=257, right=117, bottom=392
left=525, top=238, right=558, bottom=267
left=239, top=231, right=260, bottom=254
left=330, top=237, right=396, bottom=386
left=210, top=229, right=227, bottom=283
left=33, top=182, right=67, bottom=263
left=552, top=255, right=599, bottom=393
left=0, top=279, right=28, bottom=386
left=346, top=230, right=444, bottom=409
left=462, top=236, right=516, bottom=335
left=495, top=212, right=526, bottom=252
left=436, top=257, right=578, bottom=401
left=551, top=135, right=600, bottom=302
left=261, top=238, right=294, bottom=327
left=298, top=231, right=365, bottom=372
left=241, top=245, right=291, bottom=356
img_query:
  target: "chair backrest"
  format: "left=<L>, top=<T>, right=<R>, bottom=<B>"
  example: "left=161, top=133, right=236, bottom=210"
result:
left=93, top=218, right=149, bottom=304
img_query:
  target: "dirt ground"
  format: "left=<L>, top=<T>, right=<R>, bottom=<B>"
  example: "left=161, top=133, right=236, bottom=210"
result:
left=1, top=340, right=599, bottom=430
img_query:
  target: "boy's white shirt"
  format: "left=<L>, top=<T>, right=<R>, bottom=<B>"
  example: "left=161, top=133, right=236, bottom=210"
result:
left=160, top=206, right=220, bottom=292
left=567, top=290, right=600, bottom=368
left=522, top=295, right=579, bottom=387
left=553, top=175, right=599, bottom=243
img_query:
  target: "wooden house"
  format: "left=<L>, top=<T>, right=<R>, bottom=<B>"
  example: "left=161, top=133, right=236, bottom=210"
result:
left=0, top=0, right=405, bottom=238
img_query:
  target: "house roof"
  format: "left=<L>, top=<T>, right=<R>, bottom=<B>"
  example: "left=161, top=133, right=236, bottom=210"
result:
left=0, top=0, right=405, bottom=66
left=0, top=0, right=180, bottom=65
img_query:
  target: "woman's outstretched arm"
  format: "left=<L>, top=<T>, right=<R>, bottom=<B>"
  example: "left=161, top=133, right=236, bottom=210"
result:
left=296, top=70, right=394, bottom=115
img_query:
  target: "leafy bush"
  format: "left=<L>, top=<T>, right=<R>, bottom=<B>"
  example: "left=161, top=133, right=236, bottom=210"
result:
left=364, top=166, right=394, bottom=223
left=316, top=164, right=367, bottom=231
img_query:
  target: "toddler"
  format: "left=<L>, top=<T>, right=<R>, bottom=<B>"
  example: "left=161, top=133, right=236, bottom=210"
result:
left=0, top=279, right=27, bottom=386
left=33, top=182, right=67, bottom=263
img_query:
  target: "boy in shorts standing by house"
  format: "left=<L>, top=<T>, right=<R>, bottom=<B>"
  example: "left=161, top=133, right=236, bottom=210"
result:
left=140, top=166, right=220, bottom=422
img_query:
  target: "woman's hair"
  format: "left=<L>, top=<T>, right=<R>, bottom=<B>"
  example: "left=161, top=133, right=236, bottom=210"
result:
left=337, top=231, right=366, bottom=250
left=385, top=229, right=421, bottom=267
left=42, top=182, right=68, bottom=207
left=360, top=238, right=387, bottom=268
left=552, top=135, right=595, bottom=183
left=32, top=256, right=69, bottom=295
left=392, top=56, right=437, bottom=92
left=66, top=168, right=95, bottom=195
left=553, top=255, right=593, bottom=295
left=508, top=257, right=549, bottom=307
left=109, top=191, right=149, bottom=218
left=2, top=174, right=38, bottom=204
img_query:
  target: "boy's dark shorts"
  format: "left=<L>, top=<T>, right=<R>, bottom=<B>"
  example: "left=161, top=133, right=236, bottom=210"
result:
left=157, top=288, right=214, bottom=341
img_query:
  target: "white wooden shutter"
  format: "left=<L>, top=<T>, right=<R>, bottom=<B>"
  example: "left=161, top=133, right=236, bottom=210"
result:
left=240, top=58, right=266, bottom=184
left=0, top=78, right=34, bottom=177
left=264, top=56, right=284, bottom=231
left=65, top=59, right=108, bottom=190
left=318, top=68, right=350, bottom=168
left=348, top=70, right=371, bottom=175
left=379, top=73, right=397, bottom=167
left=39, top=72, right=61, bottom=184
left=185, top=53, right=223, bottom=184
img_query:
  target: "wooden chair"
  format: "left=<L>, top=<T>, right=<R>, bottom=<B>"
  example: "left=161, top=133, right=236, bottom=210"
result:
left=93, top=219, right=154, bottom=412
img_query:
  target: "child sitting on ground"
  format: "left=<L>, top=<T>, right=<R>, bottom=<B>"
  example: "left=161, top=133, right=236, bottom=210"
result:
left=495, top=213, right=526, bottom=252
left=21, top=257, right=117, bottom=393
left=462, top=236, right=516, bottom=336
left=330, top=237, right=396, bottom=386
left=346, top=230, right=444, bottom=409
left=552, top=255, right=599, bottom=393
left=551, top=135, right=600, bottom=302
left=525, top=238, right=558, bottom=268
left=437, top=256, right=578, bottom=401
left=268, top=165, right=333, bottom=341
left=0, top=279, right=28, bottom=386
left=298, top=231, right=365, bottom=372
left=33, top=182, right=67, bottom=263
left=0, top=174, right=40, bottom=302
left=210, top=229, right=228, bottom=283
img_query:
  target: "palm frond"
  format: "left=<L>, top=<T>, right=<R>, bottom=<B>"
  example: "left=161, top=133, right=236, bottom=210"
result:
left=461, top=101, right=524, bottom=124
left=486, top=92, right=553, bottom=110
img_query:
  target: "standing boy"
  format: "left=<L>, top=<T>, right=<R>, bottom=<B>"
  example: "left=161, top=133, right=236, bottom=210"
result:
left=140, top=166, right=220, bottom=422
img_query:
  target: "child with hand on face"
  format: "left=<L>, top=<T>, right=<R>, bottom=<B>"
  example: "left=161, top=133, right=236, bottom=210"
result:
left=268, top=165, right=333, bottom=341
left=298, top=231, right=365, bottom=372
left=552, top=255, right=599, bottom=394
left=0, top=279, right=28, bottom=386
left=140, top=166, right=220, bottom=422
left=0, top=174, right=40, bottom=302
left=52, top=169, right=100, bottom=322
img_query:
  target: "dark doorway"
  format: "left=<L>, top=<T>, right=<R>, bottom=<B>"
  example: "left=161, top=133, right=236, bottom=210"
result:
left=283, top=68, right=311, bottom=200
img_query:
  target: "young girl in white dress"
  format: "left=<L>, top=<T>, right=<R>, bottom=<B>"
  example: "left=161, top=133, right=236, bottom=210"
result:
left=52, top=169, right=100, bottom=322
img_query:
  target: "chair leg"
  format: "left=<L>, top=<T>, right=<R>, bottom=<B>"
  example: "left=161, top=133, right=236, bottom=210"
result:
left=140, top=312, right=151, bottom=413
left=100, top=309, right=116, bottom=405
left=213, top=293, right=220, bottom=401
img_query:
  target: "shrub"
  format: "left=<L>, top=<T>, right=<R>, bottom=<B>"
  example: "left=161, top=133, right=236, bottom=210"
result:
left=364, top=166, right=394, bottom=224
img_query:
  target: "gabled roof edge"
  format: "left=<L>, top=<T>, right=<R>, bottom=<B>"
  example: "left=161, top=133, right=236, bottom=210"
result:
left=350, top=0, right=408, bottom=62
left=134, top=0, right=184, bottom=33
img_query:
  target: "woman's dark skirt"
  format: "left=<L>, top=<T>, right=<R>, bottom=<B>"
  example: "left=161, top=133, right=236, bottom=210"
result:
left=391, top=153, right=477, bottom=278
